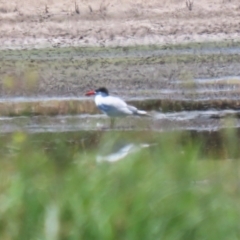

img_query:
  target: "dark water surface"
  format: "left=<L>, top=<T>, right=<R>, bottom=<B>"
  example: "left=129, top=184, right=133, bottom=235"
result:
left=0, top=127, right=238, bottom=162
left=0, top=110, right=239, bottom=161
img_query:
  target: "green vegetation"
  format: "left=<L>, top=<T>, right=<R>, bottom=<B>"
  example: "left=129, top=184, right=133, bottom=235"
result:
left=0, top=130, right=239, bottom=240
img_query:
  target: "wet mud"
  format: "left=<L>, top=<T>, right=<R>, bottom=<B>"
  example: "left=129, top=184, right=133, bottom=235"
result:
left=0, top=43, right=240, bottom=98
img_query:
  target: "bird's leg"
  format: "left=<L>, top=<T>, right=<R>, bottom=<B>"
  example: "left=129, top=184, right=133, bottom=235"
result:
left=110, top=118, right=115, bottom=129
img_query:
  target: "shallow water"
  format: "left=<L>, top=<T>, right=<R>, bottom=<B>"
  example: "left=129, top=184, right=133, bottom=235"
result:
left=0, top=108, right=239, bottom=133
left=0, top=125, right=238, bottom=162
left=0, top=106, right=239, bottom=162
left=0, top=43, right=240, bottom=160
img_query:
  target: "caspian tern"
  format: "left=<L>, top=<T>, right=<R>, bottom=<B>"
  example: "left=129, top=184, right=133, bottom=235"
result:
left=85, top=87, right=149, bottom=127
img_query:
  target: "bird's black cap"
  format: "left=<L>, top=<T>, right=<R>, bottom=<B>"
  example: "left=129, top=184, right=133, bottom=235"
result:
left=95, top=87, right=109, bottom=95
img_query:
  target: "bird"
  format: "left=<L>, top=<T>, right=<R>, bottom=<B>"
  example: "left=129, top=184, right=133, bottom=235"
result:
left=85, top=87, right=149, bottom=128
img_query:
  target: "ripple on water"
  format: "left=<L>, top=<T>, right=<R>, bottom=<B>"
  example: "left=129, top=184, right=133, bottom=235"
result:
left=0, top=108, right=239, bottom=133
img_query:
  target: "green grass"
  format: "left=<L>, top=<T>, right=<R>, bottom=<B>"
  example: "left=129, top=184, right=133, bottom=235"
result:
left=0, top=130, right=239, bottom=239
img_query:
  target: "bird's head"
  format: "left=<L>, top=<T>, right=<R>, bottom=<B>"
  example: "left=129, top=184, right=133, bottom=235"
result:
left=85, top=87, right=109, bottom=96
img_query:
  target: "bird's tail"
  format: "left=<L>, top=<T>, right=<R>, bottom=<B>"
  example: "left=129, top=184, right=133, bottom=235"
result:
left=136, top=110, right=151, bottom=117
left=128, top=105, right=151, bottom=117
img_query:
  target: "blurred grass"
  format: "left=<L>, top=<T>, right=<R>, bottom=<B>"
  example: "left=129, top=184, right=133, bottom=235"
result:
left=0, top=130, right=239, bottom=239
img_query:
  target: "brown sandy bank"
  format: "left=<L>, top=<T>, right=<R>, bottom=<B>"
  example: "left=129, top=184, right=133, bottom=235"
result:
left=0, top=0, right=240, bottom=49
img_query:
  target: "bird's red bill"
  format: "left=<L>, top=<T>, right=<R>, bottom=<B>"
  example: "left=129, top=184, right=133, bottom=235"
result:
left=85, top=90, right=95, bottom=96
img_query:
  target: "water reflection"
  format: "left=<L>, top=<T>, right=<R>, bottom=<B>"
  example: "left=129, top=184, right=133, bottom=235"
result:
left=96, top=140, right=154, bottom=163
left=0, top=108, right=240, bottom=134
left=0, top=128, right=239, bottom=161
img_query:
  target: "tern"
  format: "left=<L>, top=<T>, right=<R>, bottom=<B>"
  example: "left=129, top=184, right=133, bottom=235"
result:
left=85, top=87, right=149, bottom=127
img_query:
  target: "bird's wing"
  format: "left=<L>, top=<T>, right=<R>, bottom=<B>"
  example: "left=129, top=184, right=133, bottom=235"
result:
left=96, top=96, right=128, bottom=110
left=127, top=105, right=138, bottom=114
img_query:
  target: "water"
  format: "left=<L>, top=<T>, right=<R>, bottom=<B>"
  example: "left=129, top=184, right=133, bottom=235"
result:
left=0, top=43, right=240, bottom=161
left=0, top=109, right=239, bottom=133
left=0, top=108, right=238, bottom=162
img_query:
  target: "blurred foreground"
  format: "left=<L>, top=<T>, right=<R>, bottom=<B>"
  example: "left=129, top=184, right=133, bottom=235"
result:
left=0, top=129, right=240, bottom=239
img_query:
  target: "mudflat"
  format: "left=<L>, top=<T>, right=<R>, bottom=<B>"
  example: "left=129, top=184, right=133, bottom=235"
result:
left=0, top=0, right=240, bottom=49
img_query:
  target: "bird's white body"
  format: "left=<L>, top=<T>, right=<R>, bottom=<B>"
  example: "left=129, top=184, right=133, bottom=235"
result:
left=95, top=92, right=148, bottom=117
